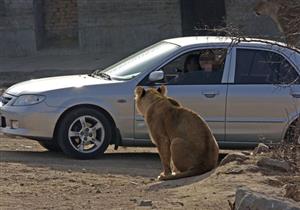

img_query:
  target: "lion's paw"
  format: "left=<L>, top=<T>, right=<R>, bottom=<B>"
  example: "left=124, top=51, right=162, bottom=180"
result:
left=157, top=172, right=171, bottom=181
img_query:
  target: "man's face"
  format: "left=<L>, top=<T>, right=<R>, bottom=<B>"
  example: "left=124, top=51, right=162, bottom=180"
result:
left=199, top=59, right=214, bottom=71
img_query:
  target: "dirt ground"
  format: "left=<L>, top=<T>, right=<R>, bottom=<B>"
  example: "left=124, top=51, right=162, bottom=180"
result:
left=0, top=135, right=299, bottom=210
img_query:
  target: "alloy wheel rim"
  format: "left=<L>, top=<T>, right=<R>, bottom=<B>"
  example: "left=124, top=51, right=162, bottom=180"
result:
left=68, top=115, right=105, bottom=153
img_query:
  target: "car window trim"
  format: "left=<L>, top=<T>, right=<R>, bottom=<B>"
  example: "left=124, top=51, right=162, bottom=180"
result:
left=137, top=45, right=233, bottom=86
left=229, top=46, right=300, bottom=85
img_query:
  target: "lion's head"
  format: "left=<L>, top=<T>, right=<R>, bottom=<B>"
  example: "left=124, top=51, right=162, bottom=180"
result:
left=254, top=0, right=281, bottom=16
left=134, top=85, right=167, bottom=116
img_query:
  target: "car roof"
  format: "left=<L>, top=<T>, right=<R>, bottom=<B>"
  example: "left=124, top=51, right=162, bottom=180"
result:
left=165, top=36, right=300, bottom=70
left=165, top=36, right=294, bottom=49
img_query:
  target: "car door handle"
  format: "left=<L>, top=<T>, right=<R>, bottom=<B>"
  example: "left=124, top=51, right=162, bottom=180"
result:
left=291, top=92, right=300, bottom=98
left=202, top=91, right=219, bottom=98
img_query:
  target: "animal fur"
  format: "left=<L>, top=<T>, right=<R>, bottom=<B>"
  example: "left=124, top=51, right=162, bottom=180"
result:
left=254, top=0, right=300, bottom=48
left=135, top=85, right=219, bottom=180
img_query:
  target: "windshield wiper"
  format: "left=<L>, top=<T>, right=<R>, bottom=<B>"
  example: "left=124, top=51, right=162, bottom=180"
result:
left=98, top=72, right=111, bottom=80
left=90, top=70, right=111, bottom=80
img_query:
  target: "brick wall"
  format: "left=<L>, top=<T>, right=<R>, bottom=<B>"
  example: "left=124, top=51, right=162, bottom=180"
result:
left=44, top=0, right=78, bottom=45
left=0, top=0, right=36, bottom=56
left=77, top=0, right=182, bottom=56
left=0, top=0, right=285, bottom=58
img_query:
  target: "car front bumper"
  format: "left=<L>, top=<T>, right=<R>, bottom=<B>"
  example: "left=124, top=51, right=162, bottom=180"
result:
left=0, top=101, right=64, bottom=139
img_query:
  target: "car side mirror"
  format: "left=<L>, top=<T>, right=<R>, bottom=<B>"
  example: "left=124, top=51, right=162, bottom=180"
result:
left=149, top=70, right=164, bottom=82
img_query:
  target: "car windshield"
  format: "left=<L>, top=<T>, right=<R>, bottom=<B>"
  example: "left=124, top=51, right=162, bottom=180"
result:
left=92, top=42, right=179, bottom=80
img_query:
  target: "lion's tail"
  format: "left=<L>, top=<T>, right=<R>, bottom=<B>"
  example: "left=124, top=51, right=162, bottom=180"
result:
left=161, top=168, right=211, bottom=181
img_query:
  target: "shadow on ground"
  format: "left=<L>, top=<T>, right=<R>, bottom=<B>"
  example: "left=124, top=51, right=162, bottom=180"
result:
left=0, top=148, right=228, bottom=184
left=0, top=150, right=162, bottom=177
left=147, top=169, right=216, bottom=190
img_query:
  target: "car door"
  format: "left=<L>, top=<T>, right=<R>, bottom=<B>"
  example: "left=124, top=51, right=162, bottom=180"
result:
left=134, top=47, right=232, bottom=142
left=226, top=47, right=300, bottom=144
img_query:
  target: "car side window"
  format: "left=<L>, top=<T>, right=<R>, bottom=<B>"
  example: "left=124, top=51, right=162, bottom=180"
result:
left=139, top=48, right=227, bottom=86
left=235, top=49, right=300, bottom=85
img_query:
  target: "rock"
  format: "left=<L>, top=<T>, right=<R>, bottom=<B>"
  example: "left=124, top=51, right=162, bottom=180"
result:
left=253, top=143, right=270, bottom=155
left=235, top=187, right=300, bottom=210
left=244, top=165, right=260, bottom=173
left=224, top=167, right=244, bottom=174
left=284, top=184, right=300, bottom=202
left=138, top=200, right=153, bottom=207
left=220, top=153, right=249, bottom=166
left=129, top=198, right=138, bottom=203
left=241, top=151, right=251, bottom=156
left=264, top=178, right=283, bottom=187
left=257, top=157, right=291, bottom=172
left=171, top=201, right=184, bottom=206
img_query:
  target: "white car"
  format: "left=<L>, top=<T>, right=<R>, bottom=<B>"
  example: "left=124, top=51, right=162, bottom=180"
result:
left=1, top=36, right=300, bottom=159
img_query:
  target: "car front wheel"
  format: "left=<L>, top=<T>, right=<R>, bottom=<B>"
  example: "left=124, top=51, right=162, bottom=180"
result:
left=57, top=108, right=112, bottom=159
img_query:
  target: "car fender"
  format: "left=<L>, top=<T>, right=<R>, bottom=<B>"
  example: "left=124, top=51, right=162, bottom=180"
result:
left=51, top=97, right=119, bottom=130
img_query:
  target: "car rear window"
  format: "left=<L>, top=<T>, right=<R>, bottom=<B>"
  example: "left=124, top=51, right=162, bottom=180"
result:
left=235, top=49, right=300, bottom=85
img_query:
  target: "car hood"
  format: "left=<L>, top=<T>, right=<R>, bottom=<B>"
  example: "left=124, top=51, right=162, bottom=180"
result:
left=6, top=74, right=121, bottom=96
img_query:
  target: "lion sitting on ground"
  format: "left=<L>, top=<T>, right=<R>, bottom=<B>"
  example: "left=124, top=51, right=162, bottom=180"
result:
left=135, top=85, right=219, bottom=180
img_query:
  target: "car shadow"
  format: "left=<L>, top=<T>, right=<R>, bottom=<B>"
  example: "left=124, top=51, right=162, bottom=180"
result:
left=0, top=150, right=162, bottom=177
left=0, top=149, right=228, bottom=182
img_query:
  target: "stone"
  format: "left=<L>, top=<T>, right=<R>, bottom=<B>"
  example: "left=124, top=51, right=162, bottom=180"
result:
left=138, top=200, right=153, bottom=207
left=284, top=184, right=300, bottom=202
left=220, top=153, right=249, bottom=166
left=264, top=178, right=283, bottom=187
left=253, top=143, right=270, bottom=155
left=257, top=157, right=291, bottom=172
left=129, top=198, right=137, bottom=203
left=224, top=167, right=244, bottom=174
left=235, top=187, right=300, bottom=210
left=241, top=151, right=251, bottom=156
left=244, top=165, right=260, bottom=173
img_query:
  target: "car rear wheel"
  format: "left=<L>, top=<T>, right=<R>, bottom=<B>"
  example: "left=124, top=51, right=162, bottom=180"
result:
left=57, top=108, right=112, bottom=159
left=38, top=140, right=61, bottom=152
left=285, top=118, right=300, bottom=144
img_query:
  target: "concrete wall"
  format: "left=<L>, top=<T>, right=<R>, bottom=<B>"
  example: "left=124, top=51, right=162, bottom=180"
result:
left=0, top=0, right=36, bottom=57
left=225, top=0, right=282, bottom=39
left=77, top=0, right=182, bottom=56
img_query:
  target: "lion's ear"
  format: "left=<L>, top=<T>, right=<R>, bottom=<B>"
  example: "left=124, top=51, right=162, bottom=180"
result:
left=157, top=85, right=167, bottom=96
left=135, top=86, right=146, bottom=98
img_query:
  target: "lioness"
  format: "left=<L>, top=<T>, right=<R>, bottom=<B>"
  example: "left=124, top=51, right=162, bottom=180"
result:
left=254, top=0, right=300, bottom=48
left=135, top=85, right=219, bottom=180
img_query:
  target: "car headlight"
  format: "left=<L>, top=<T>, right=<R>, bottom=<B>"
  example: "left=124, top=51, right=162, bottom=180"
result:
left=12, top=95, right=46, bottom=106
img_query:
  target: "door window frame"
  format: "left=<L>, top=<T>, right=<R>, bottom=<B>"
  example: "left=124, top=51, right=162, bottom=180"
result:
left=229, top=46, right=300, bottom=84
left=137, top=45, right=234, bottom=86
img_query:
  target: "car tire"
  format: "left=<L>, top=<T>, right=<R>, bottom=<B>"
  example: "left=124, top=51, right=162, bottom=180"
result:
left=38, top=140, right=62, bottom=152
left=57, top=108, right=112, bottom=159
left=285, top=118, right=300, bottom=144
